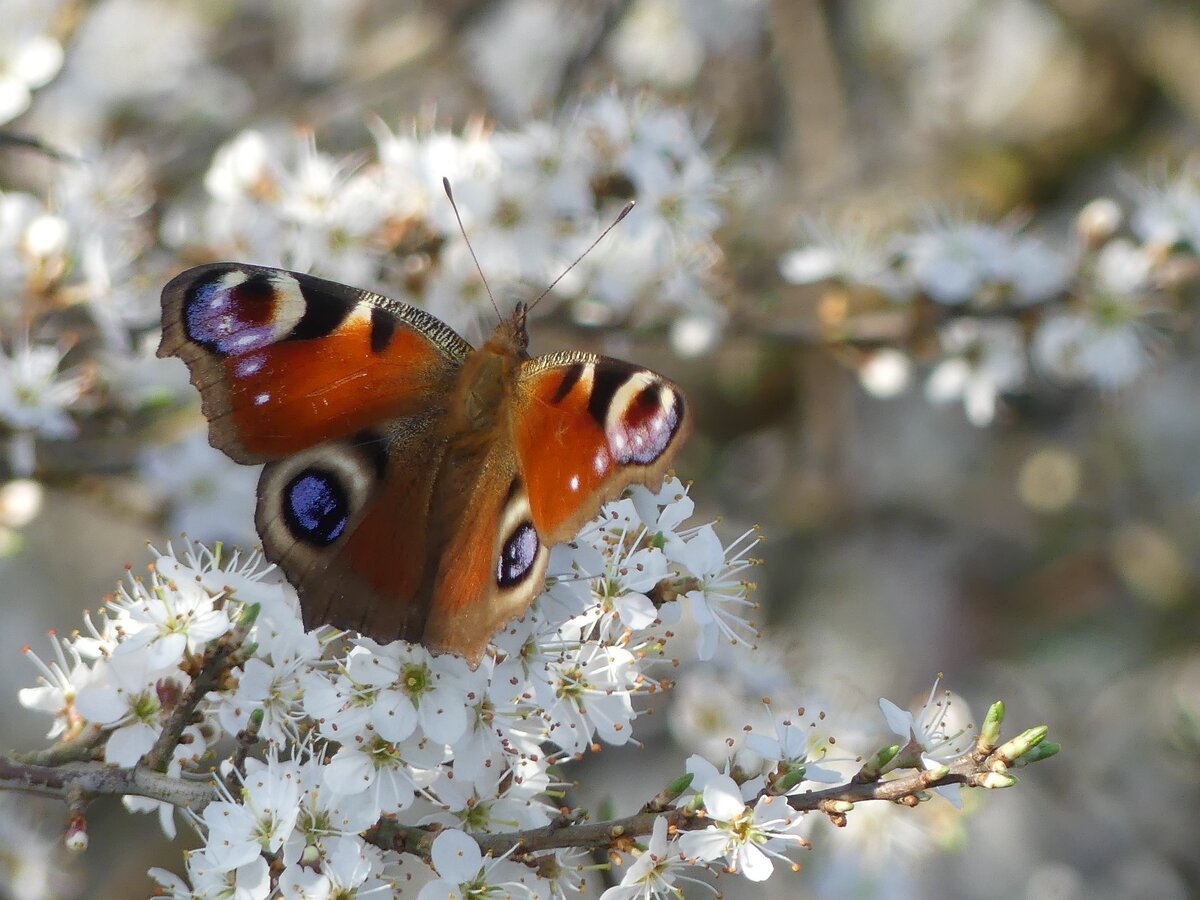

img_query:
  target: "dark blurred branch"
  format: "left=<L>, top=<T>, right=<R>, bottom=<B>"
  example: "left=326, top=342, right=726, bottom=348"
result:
left=554, top=0, right=634, bottom=109
left=766, top=0, right=852, bottom=199
left=0, top=131, right=83, bottom=163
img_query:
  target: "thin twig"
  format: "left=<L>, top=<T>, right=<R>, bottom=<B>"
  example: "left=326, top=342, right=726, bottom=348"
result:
left=144, top=612, right=257, bottom=772
left=361, top=743, right=1019, bottom=863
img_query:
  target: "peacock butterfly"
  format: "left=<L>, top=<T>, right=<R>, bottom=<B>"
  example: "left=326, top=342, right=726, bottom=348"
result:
left=158, top=247, right=690, bottom=666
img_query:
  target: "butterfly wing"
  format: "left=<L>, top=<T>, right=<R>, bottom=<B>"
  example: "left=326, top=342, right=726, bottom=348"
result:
left=512, top=352, right=692, bottom=542
left=158, top=263, right=472, bottom=463
left=420, top=441, right=549, bottom=663
left=419, top=351, right=690, bottom=663
left=160, top=262, right=475, bottom=644
left=254, top=415, right=447, bottom=643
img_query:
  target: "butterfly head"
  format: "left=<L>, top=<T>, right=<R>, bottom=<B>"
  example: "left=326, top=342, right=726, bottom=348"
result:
left=483, top=302, right=530, bottom=359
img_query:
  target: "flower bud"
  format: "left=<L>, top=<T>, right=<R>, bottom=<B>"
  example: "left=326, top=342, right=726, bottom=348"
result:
left=979, top=771, right=1018, bottom=789
left=979, top=701, right=1004, bottom=750
left=995, top=725, right=1049, bottom=764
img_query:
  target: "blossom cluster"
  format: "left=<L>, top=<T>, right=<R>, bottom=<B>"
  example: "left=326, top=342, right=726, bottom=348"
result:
left=167, top=94, right=725, bottom=335
left=780, top=180, right=1200, bottom=425
left=16, top=478, right=853, bottom=898
left=13, top=467, right=1051, bottom=899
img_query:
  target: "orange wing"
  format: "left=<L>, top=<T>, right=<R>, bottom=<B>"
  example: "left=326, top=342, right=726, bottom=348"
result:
left=159, top=263, right=472, bottom=463
left=420, top=441, right=549, bottom=664
left=512, top=352, right=691, bottom=543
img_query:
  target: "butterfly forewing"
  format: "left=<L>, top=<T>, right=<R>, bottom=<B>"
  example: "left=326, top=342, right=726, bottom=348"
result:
left=158, top=263, right=471, bottom=463
left=512, top=352, right=691, bottom=542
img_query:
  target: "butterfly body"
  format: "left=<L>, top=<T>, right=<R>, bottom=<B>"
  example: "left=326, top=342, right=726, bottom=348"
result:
left=160, top=263, right=690, bottom=665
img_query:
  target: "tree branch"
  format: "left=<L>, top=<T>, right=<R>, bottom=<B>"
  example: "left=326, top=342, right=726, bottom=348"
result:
left=0, top=698, right=1051, bottom=866
left=0, top=756, right=216, bottom=811
left=145, top=606, right=258, bottom=772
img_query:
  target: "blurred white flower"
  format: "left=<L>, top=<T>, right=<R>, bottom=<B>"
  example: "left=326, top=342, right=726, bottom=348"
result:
left=464, top=0, right=586, bottom=120
left=273, top=0, right=368, bottom=84
left=610, top=0, right=706, bottom=89
left=905, top=218, right=1071, bottom=306
left=0, top=330, right=88, bottom=474
left=781, top=219, right=909, bottom=298
left=0, top=1, right=64, bottom=125
left=40, top=0, right=221, bottom=143
left=925, top=317, right=1026, bottom=426
left=1034, top=239, right=1164, bottom=389
left=140, top=433, right=260, bottom=546
left=1126, top=164, right=1200, bottom=249
left=0, top=794, right=80, bottom=899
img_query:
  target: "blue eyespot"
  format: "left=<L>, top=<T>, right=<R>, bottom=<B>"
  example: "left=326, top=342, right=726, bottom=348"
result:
left=497, top=523, right=539, bottom=587
left=284, top=469, right=349, bottom=546
left=183, top=274, right=276, bottom=356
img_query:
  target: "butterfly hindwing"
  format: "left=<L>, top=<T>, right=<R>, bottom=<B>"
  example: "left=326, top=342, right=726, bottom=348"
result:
left=422, top=443, right=549, bottom=663
left=512, top=352, right=691, bottom=542
left=255, top=414, right=446, bottom=643
left=159, top=263, right=471, bottom=463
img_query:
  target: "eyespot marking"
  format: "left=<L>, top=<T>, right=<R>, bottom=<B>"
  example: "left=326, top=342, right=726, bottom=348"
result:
left=497, top=522, right=539, bottom=588
left=184, top=271, right=275, bottom=356
left=283, top=469, right=350, bottom=546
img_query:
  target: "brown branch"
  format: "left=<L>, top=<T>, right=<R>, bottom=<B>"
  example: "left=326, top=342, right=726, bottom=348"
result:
left=0, top=756, right=217, bottom=811
left=363, top=730, right=1039, bottom=864
left=144, top=609, right=258, bottom=772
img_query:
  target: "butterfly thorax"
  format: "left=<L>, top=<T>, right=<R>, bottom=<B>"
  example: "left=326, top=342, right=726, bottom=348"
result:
left=444, top=309, right=530, bottom=443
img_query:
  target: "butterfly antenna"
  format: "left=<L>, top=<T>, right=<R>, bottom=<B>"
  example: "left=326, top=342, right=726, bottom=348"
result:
left=442, top=177, right=502, bottom=322
left=527, top=199, right=635, bottom=313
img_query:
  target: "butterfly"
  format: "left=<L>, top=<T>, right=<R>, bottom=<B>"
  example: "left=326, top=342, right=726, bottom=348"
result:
left=158, top=262, right=691, bottom=666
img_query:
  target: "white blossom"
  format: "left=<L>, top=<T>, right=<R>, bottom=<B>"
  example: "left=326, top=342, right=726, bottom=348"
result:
left=925, top=317, right=1027, bottom=426
left=18, top=631, right=93, bottom=740
left=601, top=815, right=690, bottom=900
left=417, top=829, right=538, bottom=900
left=0, top=330, right=88, bottom=474
left=677, top=768, right=807, bottom=882
left=74, top=650, right=174, bottom=765
left=880, top=676, right=973, bottom=807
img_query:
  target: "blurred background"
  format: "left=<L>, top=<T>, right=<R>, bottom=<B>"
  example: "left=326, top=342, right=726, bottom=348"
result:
left=1, top=0, right=1199, bottom=897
